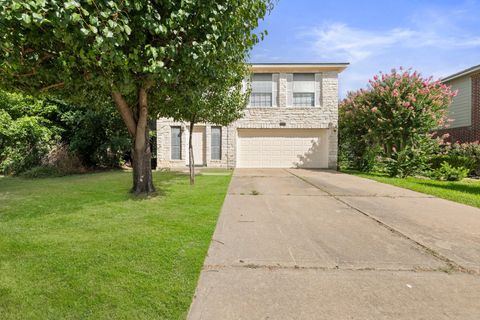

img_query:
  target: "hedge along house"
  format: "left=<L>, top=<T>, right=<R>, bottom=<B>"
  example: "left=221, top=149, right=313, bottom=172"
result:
left=156, top=63, right=349, bottom=169
left=437, top=64, right=480, bottom=143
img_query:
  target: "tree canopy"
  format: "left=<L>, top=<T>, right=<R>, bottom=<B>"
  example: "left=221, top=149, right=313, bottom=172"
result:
left=0, top=0, right=273, bottom=193
left=1, top=0, right=270, bottom=106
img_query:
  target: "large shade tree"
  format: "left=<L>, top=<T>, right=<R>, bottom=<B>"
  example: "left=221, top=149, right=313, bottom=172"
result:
left=0, top=0, right=272, bottom=194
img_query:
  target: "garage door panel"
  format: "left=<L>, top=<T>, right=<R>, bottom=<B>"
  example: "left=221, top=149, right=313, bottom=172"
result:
left=237, top=129, right=328, bottom=168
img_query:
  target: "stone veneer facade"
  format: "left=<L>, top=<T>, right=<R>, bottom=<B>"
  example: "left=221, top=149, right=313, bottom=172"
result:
left=157, top=64, right=347, bottom=169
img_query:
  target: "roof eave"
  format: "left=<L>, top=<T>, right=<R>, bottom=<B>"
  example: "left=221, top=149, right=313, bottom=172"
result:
left=249, top=63, right=349, bottom=73
left=442, top=64, right=480, bottom=82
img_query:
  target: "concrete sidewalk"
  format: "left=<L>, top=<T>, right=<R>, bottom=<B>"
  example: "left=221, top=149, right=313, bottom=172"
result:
left=188, top=169, right=480, bottom=319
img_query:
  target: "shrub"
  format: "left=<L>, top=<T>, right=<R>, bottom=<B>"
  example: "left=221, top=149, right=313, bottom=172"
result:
left=440, top=142, right=480, bottom=176
left=382, top=142, right=433, bottom=178
left=432, top=162, right=469, bottom=181
left=430, top=154, right=476, bottom=174
left=58, top=104, right=131, bottom=168
left=0, top=89, right=131, bottom=175
left=339, top=67, right=457, bottom=176
left=19, top=166, right=64, bottom=179
left=0, top=90, right=61, bottom=175
left=0, top=114, right=58, bottom=175
left=339, top=138, right=382, bottom=171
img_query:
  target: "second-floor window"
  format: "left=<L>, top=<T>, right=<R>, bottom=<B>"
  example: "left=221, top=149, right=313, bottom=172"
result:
left=250, top=73, right=273, bottom=107
left=293, top=73, right=315, bottom=107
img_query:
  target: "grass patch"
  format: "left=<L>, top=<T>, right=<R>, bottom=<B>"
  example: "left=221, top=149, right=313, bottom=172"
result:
left=0, top=170, right=231, bottom=319
left=345, top=170, right=480, bottom=209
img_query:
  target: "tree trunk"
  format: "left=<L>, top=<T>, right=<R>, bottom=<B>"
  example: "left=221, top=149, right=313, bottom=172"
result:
left=132, top=123, right=155, bottom=194
left=112, top=85, right=155, bottom=195
left=188, top=120, right=195, bottom=185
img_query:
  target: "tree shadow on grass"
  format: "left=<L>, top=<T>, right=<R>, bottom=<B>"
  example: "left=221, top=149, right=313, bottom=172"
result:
left=0, top=170, right=187, bottom=221
left=415, top=180, right=480, bottom=196
left=128, top=172, right=182, bottom=200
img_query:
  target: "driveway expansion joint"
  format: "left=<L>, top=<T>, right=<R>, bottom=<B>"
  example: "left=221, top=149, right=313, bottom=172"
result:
left=228, top=193, right=331, bottom=196
left=202, top=263, right=466, bottom=274
left=285, top=169, right=478, bottom=276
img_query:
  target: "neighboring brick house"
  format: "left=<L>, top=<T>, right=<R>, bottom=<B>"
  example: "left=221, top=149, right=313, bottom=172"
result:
left=437, top=64, right=480, bottom=143
left=156, top=63, right=348, bottom=169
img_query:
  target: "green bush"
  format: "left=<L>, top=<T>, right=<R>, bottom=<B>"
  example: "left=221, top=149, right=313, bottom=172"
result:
left=0, top=90, right=61, bottom=175
left=382, top=145, right=430, bottom=178
left=432, top=162, right=469, bottom=181
left=441, top=142, right=480, bottom=176
left=430, top=154, right=476, bottom=173
left=59, top=105, right=131, bottom=168
left=0, top=113, right=58, bottom=175
left=0, top=89, right=131, bottom=175
left=19, top=166, right=64, bottom=178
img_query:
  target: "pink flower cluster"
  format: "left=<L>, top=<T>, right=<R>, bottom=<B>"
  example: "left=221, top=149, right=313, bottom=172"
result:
left=340, top=66, right=457, bottom=134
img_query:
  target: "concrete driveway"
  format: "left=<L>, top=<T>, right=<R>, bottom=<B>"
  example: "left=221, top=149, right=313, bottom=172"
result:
left=188, top=169, right=480, bottom=319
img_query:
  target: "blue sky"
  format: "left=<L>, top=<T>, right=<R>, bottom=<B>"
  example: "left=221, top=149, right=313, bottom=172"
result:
left=250, top=0, right=480, bottom=97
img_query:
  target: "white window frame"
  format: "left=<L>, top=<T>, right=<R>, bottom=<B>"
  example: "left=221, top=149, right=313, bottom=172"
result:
left=171, top=126, right=182, bottom=160
left=211, top=126, right=222, bottom=160
left=249, top=73, right=277, bottom=107
left=292, top=73, right=315, bottom=107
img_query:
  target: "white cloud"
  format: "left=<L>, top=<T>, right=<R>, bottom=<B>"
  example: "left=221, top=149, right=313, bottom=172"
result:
left=310, top=22, right=480, bottom=63
left=306, top=8, right=480, bottom=98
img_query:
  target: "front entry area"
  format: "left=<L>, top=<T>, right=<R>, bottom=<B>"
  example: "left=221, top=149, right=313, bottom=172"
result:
left=187, top=126, right=205, bottom=166
left=236, top=128, right=328, bottom=168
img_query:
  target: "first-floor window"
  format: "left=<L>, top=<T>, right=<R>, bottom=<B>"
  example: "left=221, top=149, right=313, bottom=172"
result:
left=211, top=127, right=222, bottom=160
left=171, top=126, right=181, bottom=160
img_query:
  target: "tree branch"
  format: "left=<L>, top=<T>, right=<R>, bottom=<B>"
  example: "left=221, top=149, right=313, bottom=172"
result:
left=112, top=91, right=137, bottom=137
left=40, top=82, right=64, bottom=91
left=15, top=70, right=37, bottom=77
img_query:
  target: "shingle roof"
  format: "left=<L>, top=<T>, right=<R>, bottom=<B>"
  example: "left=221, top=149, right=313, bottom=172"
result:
left=442, top=64, right=480, bottom=82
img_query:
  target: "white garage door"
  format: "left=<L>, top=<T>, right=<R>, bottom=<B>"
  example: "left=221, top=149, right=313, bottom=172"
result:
left=237, top=129, right=329, bottom=168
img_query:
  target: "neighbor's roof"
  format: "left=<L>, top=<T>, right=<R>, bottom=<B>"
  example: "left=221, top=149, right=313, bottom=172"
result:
left=249, top=62, right=349, bottom=73
left=442, top=64, right=480, bottom=82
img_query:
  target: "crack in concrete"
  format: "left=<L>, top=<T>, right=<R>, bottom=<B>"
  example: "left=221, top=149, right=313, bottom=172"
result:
left=285, top=169, right=478, bottom=276
left=337, top=195, right=436, bottom=199
left=228, top=192, right=436, bottom=198
left=228, top=193, right=332, bottom=196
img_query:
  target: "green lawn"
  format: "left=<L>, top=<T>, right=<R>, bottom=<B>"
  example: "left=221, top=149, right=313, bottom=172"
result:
left=0, top=170, right=231, bottom=319
left=347, top=171, right=480, bottom=209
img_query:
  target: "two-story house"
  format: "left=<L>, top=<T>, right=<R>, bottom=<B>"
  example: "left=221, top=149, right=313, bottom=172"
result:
left=156, top=63, right=348, bottom=169
left=438, top=64, right=480, bottom=143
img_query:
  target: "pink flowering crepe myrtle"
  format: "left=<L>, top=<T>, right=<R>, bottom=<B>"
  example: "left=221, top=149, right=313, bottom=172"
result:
left=340, top=67, right=458, bottom=157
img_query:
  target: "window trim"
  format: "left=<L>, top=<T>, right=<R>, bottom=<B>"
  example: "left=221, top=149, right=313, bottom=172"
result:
left=249, top=73, right=274, bottom=107
left=293, top=92, right=315, bottom=107
left=210, top=126, right=222, bottom=160
left=292, top=73, right=316, bottom=107
left=249, top=92, right=273, bottom=107
left=171, top=126, right=182, bottom=160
